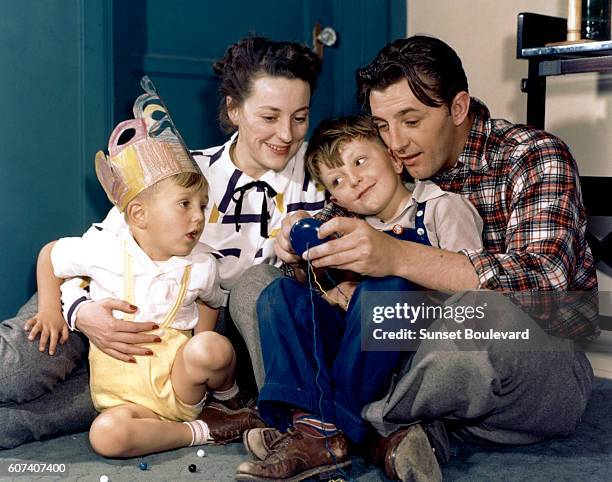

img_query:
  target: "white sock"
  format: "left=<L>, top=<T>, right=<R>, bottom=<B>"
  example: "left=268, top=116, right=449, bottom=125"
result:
left=183, top=420, right=211, bottom=446
left=212, top=381, right=239, bottom=401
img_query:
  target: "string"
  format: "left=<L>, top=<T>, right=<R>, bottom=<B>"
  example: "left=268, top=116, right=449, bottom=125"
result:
left=305, top=244, right=351, bottom=481
left=308, top=261, right=350, bottom=311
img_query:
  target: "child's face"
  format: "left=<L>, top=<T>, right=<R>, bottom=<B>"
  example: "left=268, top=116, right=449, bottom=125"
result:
left=138, top=180, right=207, bottom=261
left=318, top=137, right=405, bottom=218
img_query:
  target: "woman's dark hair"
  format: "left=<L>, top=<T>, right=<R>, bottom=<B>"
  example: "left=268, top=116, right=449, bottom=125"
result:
left=356, top=35, right=468, bottom=113
left=214, top=36, right=322, bottom=132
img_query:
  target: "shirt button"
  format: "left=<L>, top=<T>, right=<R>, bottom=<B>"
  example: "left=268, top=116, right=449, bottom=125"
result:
left=416, top=228, right=425, bottom=236
left=416, top=210, right=424, bottom=217
left=157, top=329, right=166, bottom=337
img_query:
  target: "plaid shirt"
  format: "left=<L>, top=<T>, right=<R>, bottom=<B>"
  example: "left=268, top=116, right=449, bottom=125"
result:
left=433, top=98, right=596, bottom=293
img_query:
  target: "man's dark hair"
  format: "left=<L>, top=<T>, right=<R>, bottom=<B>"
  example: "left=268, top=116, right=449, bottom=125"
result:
left=356, top=35, right=468, bottom=113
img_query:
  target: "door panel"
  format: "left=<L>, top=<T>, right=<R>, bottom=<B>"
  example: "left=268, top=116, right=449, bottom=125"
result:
left=113, top=0, right=405, bottom=148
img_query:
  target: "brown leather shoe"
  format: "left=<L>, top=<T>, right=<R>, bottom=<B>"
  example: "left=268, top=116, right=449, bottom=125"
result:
left=243, top=427, right=284, bottom=460
left=198, top=404, right=266, bottom=444
left=368, top=421, right=449, bottom=482
left=235, top=428, right=351, bottom=481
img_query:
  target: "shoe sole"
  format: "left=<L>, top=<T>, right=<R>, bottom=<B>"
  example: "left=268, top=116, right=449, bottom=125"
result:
left=243, top=429, right=273, bottom=460
left=390, top=425, right=442, bottom=482
left=235, top=460, right=351, bottom=482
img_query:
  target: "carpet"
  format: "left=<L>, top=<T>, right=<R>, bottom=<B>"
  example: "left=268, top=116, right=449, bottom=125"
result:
left=1, top=378, right=610, bottom=481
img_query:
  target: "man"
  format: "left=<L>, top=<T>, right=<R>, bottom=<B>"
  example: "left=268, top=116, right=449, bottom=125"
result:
left=234, top=35, right=597, bottom=481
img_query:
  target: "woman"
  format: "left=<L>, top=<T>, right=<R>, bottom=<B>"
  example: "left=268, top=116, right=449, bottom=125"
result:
left=0, top=36, right=323, bottom=449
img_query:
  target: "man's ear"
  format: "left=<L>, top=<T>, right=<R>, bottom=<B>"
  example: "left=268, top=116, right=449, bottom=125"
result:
left=125, top=200, right=147, bottom=229
left=450, top=91, right=470, bottom=126
left=390, top=153, right=404, bottom=175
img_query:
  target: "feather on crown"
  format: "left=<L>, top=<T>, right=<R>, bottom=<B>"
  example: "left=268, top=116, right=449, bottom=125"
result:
left=95, top=76, right=201, bottom=211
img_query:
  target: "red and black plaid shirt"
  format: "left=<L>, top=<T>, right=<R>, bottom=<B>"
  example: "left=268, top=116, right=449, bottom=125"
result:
left=433, top=98, right=596, bottom=293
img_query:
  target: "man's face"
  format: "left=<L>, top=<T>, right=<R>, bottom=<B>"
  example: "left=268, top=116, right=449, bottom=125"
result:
left=369, top=80, right=462, bottom=180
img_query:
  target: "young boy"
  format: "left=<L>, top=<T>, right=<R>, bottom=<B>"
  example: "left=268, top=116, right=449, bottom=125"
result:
left=236, top=115, right=483, bottom=481
left=27, top=77, right=264, bottom=457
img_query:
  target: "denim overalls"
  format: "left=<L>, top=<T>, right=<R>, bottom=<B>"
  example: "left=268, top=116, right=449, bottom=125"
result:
left=256, top=202, right=432, bottom=443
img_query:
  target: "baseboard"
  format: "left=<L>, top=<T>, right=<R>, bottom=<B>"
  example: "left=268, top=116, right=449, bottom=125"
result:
left=586, top=351, right=612, bottom=380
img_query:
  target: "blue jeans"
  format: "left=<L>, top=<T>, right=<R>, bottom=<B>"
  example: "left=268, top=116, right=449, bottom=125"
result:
left=256, top=275, right=418, bottom=443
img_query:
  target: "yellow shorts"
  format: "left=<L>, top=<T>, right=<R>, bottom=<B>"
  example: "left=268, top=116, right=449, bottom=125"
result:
left=89, top=328, right=202, bottom=421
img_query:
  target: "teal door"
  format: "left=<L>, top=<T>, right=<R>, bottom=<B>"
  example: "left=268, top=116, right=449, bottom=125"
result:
left=0, top=0, right=404, bottom=319
left=113, top=0, right=406, bottom=150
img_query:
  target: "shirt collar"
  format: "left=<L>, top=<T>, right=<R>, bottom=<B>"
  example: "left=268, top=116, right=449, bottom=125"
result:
left=214, top=132, right=302, bottom=195
left=365, top=180, right=444, bottom=228
left=105, top=213, right=192, bottom=273
left=445, top=97, right=491, bottom=175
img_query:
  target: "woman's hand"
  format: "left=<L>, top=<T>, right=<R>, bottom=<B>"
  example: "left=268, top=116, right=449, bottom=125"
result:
left=274, top=210, right=310, bottom=264
left=24, top=309, right=69, bottom=355
left=75, top=298, right=161, bottom=363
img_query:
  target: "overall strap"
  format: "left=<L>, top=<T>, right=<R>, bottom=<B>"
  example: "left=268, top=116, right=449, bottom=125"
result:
left=122, top=241, right=192, bottom=327
left=161, top=265, right=192, bottom=327
left=123, top=242, right=135, bottom=321
left=413, top=201, right=429, bottom=244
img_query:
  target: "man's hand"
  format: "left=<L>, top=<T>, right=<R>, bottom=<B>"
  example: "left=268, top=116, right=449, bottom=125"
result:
left=274, top=210, right=310, bottom=264
left=306, top=217, right=401, bottom=277
left=24, top=310, right=69, bottom=356
left=76, top=298, right=161, bottom=363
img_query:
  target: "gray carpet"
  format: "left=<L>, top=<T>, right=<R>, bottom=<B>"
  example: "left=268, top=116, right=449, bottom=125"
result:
left=1, top=378, right=611, bottom=482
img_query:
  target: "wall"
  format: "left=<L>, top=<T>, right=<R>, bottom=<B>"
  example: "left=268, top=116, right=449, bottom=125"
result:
left=0, top=0, right=113, bottom=319
left=407, top=0, right=612, bottom=178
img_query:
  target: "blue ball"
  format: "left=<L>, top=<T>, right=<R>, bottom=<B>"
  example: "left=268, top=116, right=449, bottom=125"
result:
left=138, top=461, right=147, bottom=471
left=290, top=218, right=331, bottom=257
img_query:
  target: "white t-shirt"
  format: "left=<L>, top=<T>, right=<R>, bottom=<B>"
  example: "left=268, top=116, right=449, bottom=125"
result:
left=193, top=134, right=326, bottom=291
left=52, top=209, right=224, bottom=331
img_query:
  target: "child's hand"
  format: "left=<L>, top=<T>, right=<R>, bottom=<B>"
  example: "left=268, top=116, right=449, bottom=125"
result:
left=323, top=281, right=359, bottom=311
left=24, top=310, right=69, bottom=355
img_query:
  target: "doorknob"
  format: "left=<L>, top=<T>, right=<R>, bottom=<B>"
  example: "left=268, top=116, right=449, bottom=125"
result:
left=312, top=22, right=338, bottom=58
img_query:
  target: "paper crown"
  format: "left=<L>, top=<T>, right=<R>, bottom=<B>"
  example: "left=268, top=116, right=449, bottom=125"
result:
left=95, top=76, right=201, bottom=211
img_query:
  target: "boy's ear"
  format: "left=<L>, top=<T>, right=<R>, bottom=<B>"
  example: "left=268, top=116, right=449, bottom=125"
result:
left=450, top=91, right=470, bottom=126
left=125, top=200, right=147, bottom=229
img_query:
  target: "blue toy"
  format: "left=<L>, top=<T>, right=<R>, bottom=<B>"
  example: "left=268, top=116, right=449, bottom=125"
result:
left=290, top=217, right=331, bottom=257
left=138, top=461, right=148, bottom=471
